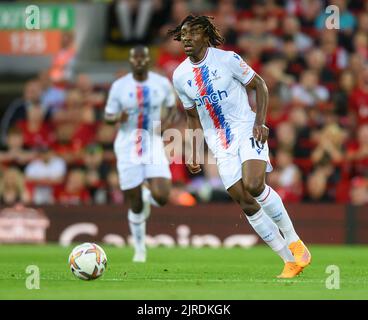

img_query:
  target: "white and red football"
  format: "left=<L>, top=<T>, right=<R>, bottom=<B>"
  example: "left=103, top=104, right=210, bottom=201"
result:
left=68, top=243, right=107, bottom=280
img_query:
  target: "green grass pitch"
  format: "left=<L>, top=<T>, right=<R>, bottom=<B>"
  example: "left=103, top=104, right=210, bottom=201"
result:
left=0, top=244, right=367, bottom=300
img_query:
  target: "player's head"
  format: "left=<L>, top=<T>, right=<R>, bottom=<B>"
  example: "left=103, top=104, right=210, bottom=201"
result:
left=129, top=45, right=150, bottom=74
left=167, top=15, right=224, bottom=58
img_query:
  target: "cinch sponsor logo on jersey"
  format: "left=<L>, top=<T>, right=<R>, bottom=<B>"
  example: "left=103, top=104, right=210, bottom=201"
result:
left=194, top=90, right=228, bottom=107
left=193, top=65, right=233, bottom=149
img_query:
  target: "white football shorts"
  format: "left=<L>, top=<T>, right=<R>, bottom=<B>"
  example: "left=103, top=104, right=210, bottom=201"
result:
left=114, top=140, right=171, bottom=191
left=216, top=122, right=273, bottom=190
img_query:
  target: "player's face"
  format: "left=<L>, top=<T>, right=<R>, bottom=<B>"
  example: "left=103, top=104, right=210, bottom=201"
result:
left=180, top=23, right=209, bottom=58
left=129, top=49, right=150, bottom=74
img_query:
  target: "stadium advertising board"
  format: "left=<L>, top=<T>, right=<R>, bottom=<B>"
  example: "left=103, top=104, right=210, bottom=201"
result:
left=0, top=4, right=74, bottom=55
left=0, top=204, right=358, bottom=245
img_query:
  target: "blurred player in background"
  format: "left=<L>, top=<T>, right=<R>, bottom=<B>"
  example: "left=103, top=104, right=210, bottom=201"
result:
left=104, top=46, right=176, bottom=262
left=170, top=15, right=311, bottom=278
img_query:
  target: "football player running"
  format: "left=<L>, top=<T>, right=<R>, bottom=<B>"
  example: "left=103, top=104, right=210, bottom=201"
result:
left=104, top=46, right=176, bottom=263
left=170, top=15, right=311, bottom=278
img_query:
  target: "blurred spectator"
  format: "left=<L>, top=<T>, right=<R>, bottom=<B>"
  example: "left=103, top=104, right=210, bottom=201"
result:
left=106, top=170, right=124, bottom=204
left=281, top=35, right=306, bottom=80
left=349, top=65, right=368, bottom=126
left=52, top=90, right=97, bottom=151
left=237, top=0, right=283, bottom=34
left=0, top=79, right=43, bottom=145
left=319, top=29, right=348, bottom=73
left=0, top=127, right=36, bottom=168
left=52, top=89, right=83, bottom=125
left=15, top=103, right=55, bottom=149
left=74, top=74, right=105, bottom=108
left=291, top=0, right=322, bottom=37
left=0, top=167, right=31, bottom=206
left=304, top=169, right=332, bottom=202
left=55, top=169, right=91, bottom=205
left=212, top=0, right=238, bottom=49
left=280, top=15, right=313, bottom=52
left=52, top=123, right=80, bottom=165
left=38, top=70, right=66, bottom=116
left=291, top=69, right=329, bottom=107
left=82, top=144, right=110, bottom=203
left=305, top=48, right=335, bottom=89
left=348, top=53, right=366, bottom=78
left=49, top=31, right=76, bottom=84
left=24, top=149, right=66, bottom=205
left=357, top=11, right=368, bottom=34
left=169, top=0, right=190, bottom=26
left=96, top=122, right=116, bottom=162
left=311, top=123, right=346, bottom=167
left=353, top=32, right=368, bottom=61
left=347, top=124, right=368, bottom=177
left=349, top=176, right=368, bottom=206
left=156, top=37, right=187, bottom=79
left=332, top=70, right=355, bottom=118
left=267, top=149, right=303, bottom=202
left=266, top=95, right=289, bottom=131
left=261, top=60, right=293, bottom=104
left=275, top=121, right=297, bottom=153
left=237, top=18, right=278, bottom=55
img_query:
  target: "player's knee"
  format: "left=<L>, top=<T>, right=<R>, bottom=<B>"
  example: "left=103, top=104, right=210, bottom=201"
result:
left=151, top=190, right=169, bottom=206
left=243, top=178, right=265, bottom=197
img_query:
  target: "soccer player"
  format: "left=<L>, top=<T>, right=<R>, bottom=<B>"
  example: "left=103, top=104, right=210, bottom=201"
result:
left=104, top=46, right=176, bottom=262
left=169, top=15, right=311, bottom=278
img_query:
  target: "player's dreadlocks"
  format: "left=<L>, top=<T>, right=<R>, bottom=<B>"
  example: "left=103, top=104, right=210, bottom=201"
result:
left=167, top=15, right=225, bottom=47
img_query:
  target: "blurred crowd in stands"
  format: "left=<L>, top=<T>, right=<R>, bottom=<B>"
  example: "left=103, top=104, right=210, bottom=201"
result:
left=1, top=0, right=368, bottom=207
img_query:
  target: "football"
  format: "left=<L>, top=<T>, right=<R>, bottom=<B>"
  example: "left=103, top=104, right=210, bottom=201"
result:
left=68, top=243, right=107, bottom=280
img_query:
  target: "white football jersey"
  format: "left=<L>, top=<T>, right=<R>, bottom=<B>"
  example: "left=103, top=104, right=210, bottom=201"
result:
left=173, top=47, right=256, bottom=157
left=105, top=71, right=176, bottom=154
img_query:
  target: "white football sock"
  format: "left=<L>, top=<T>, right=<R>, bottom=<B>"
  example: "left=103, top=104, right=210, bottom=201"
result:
left=128, top=209, right=146, bottom=253
left=255, top=185, right=300, bottom=245
left=246, top=209, right=294, bottom=262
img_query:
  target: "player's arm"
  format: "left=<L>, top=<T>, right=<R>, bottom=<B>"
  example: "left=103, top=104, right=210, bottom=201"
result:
left=227, top=52, right=269, bottom=143
left=185, top=106, right=202, bottom=174
left=246, top=73, right=269, bottom=144
left=160, top=78, right=178, bottom=132
left=104, top=111, right=128, bottom=125
left=161, top=106, right=177, bottom=132
left=103, top=82, right=128, bottom=125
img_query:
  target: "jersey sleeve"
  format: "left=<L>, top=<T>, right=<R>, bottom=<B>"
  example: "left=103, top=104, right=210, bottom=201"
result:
left=173, top=74, right=195, bottom=110
left=162, top=77, right=176, bottom=108
left=104, top=82, right=122, bottom=115
left=227, top=51, right=256, bottom=86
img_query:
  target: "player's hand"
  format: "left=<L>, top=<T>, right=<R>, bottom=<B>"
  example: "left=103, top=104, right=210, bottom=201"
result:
left=253, top=124, right=269, bottom=144
left=187, top=163, right=202, bottom=174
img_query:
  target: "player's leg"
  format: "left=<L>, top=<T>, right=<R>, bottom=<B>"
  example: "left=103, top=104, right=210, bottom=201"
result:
left=242, top=159, right=311, bottom=269
left=116, top=160, right=150, bottom=262
left=124, top=184, right=150, bottom=263
left=242, top=160, right=299, bottom=243
left=147, top=177, right=171, bottom=206
left=227, top=180, right=296, bottom=267
left=144, top=146, right=172, bottom=207
left=218, top=155, right=299, bottom=277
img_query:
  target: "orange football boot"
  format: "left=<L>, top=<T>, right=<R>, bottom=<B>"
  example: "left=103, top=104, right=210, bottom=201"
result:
left=277, top=262, right=303, bottom=279
left=289, top=240, right=312, bottom=268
